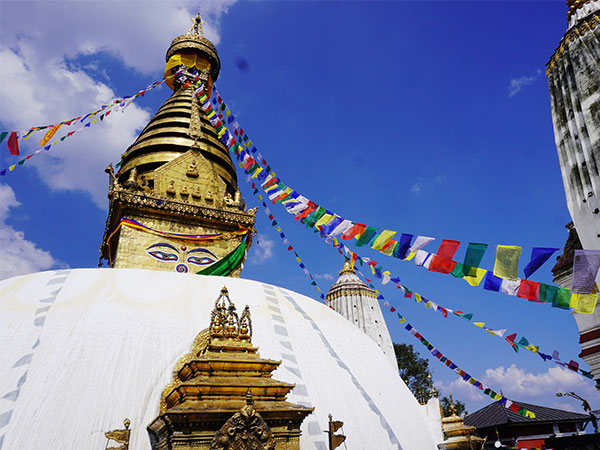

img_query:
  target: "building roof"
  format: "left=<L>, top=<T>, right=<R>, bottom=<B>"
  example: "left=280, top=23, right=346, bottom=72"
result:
left=464, top=401, right=590, bottom=429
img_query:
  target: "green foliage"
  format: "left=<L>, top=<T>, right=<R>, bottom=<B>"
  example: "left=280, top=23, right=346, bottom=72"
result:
left=393, top=343, right=438, bottom=402
left=441, top=395, right=467, bottom=417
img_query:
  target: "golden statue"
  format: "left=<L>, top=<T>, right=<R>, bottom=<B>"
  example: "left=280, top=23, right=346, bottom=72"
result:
left=104, top=418, right=131, bottom=450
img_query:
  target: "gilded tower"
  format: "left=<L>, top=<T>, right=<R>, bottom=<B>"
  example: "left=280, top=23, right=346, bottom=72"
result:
left=547, top=1, right=600, bottom=386
left=100, top=15, right=255, bottom=277
left=326, top=260, right=397, bottom=369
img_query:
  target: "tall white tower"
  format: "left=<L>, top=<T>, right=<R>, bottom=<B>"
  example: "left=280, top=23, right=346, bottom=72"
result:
left=547, top=0, right=600, bottom=387
left=547, top=0, right=600, bottom=253
left=326, top=260, right=397, bottom=369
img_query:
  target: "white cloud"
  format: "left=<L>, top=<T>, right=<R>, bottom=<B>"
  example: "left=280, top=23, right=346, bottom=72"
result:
left=411, top=175, right=447, bottom=195
left=249, top=235, right=275, bottom=265
left=0, top=184, right=60, bottom=280
left=314, top=273, right=335, bottom=281
left=0, top=1, right=239, bottom=208
left=508, top=69, right=543, bottom=97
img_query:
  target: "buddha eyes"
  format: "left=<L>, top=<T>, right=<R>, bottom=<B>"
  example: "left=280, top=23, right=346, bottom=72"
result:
left=187, top=255, right=215, bottom=266
left=147, top=250, right=178, bottom=261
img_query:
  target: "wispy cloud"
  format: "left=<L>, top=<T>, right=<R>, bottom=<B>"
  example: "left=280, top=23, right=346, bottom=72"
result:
left=0, top=185, right=60, bottom=280
left=508, top=69, right=542, bottom=97
left=314, top=273, right=335, bottom=281
left=411, top=175, right=447, bottom=195
left=249, top=235, right=275, bottom=265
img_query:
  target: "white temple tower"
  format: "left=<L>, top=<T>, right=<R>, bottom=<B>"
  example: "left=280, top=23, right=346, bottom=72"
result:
left=547, top=0, right=600, bottom=253
left=326, top=260, right=397, bottom=369
left=547, top=0, right=600, bottom=386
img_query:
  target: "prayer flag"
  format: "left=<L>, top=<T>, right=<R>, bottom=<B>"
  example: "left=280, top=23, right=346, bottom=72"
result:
left=464, top=267, right=487, bottom=286
left=493, top=245, right=522, bottom=281
left=517, top=279, right=540, bottom=301
left=380, top=239, right=396, bottom=256
left=0, top=131, right=8, bottom=144
left=553, top=288, right=571, bottom=309
left=429, top=240, right=459, bottom=273
left=410, top=236, right=435, bottom=253
left=321, top=216, right=343, bottom=235
left=7, top=132, right=19, bottom=155
left=341, top=223, right=366, bottom=240
left=572, top=293, right=598, bottom=314
left=463, top=243, right=488, bottom=277
left=303, top=207, right=326, bottom=228
left=372, top=230, right=396, bottom=251
left=523, top=247, right=559, bottom=279
left=500, top=279, right=520, bottom=296
left=483, top=272, right=502, bottom=292
left=314, top=213, right=334, bottom=230
left=393, top=233, right=414, bottom=259
left=539, top=283, right=558, bottom=303
left=572, top=249, right=600, bottom=294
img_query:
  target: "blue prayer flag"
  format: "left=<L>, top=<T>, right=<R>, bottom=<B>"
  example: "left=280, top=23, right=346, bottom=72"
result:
left=483, top=272, right=502, bottom=292
left=523, top=247, right=559, bottom=278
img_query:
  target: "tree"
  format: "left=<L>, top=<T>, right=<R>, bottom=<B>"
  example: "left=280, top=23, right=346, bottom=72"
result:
left=441, top=395, right=467, bottom=417
left=393, top=343, right=438, bottom=403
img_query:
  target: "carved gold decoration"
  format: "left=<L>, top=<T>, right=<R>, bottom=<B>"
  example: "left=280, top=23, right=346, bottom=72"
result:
left=546, top=13, right=599, bottom=76
left=210, top=391, right=275, bottom=450
left=180, top=185, right=189, bottom=197
left=166, top=180, right=176, bottom=195
left=104, top=418, right=131, bottom=450
left=187, top=159, right=200, bottom=178
left=148, top=288, right=313, bottom=449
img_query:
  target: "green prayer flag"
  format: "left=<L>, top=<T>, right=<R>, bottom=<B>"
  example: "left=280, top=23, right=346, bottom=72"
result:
left=451, top=262, right=465, bottom=278
left=553, top=287, right=571, bottom=309
left=355, top=226, right=378, bottom=247
left=18, top=159, right=25, bottom=165
left=196, top=237, right=247, bottom=277
left=539, top=283, right=558, bottom=303
left=464, top=243, right=487, bottom=277
left=303, top=206, right=326, bottom=228
left=0, top=131, right=8, bottom=144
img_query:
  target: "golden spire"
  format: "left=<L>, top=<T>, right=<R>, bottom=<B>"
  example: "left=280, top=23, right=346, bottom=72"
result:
left=189, top=13, right=205, bottom=37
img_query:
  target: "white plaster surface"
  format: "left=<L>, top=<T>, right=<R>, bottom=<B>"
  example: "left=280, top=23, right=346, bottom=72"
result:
left=0, top=268, right=439, bottom=450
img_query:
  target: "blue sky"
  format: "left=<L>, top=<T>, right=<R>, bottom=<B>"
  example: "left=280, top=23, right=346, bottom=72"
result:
left=2, top=0, right=599, bottom=417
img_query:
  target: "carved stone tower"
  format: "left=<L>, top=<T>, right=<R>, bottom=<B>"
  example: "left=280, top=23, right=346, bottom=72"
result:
left=147, top=287, right=313, bottom=449
left=547, top=0, right=600, bottom=254
left=547, top=1, right=600, bottom=386
left=326, top=260, right=397, bottom=369
left=100, top=15, right=255, bottom=277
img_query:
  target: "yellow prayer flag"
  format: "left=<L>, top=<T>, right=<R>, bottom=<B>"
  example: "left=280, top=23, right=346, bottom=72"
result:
left=9, top=164, right=16, bottom=171
left=464, top=267, right=487, bottom=286
left=473, top=322, right=485, bottom=328
left=524, top=410, right=536, bottom=419
left=493, top=245, right=522, bottom=281
left=399, top=318, right=406, bottom=324
left=403, top=251, right=416, bottom=261
left=371, top=230, right=396, bottom=251
left=415, top=293, right=422, bottom=303
left=425, top=301, right=433, bottom=308
left=315, top=213, right=334, bottom=229
left=526, top=345, right=539, bottom=353
left=570, top=294, right=578, bottom=308
left=573, top=293, right=598, bottom=314
left=251, top=167, right=263, bottom=179
left=91, top=118, right=97, bottom=124
left=40, top=123, right=61, bottom=146
left=225, top=109, right=231, bottom=117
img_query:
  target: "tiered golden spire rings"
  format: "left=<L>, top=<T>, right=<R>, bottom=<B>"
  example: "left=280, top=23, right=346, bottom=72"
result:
left=209, top=287, right=252, bottom=341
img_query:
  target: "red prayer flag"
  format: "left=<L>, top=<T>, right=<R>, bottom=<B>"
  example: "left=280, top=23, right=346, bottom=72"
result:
left=517, top=279, right=541, bottom=301
left=295, top=202, right=317, bottom=221
left=428, top=240, right=460, bottom=273
left=340, top=223, right=366, bottom=240
left=7, top=132, right=19, bottom=155
left=439, top=307, right=448, bottom=318
left=390, top=307, right=396, bottom=312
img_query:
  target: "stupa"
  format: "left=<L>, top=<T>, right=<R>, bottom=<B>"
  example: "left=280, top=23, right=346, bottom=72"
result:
left=0, top=14, right=441, bottom=450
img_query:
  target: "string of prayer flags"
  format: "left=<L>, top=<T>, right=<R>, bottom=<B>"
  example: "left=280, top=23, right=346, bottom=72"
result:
left=344, top=246, right=592, bottom=379
left=207, top=85, right=596, bottom=313
left=1, top=70, right=185, bottom=177
left=494, top=245, right=522, bottom=281
left=396, top=311, right=536, bottom=418
left=572, top=249, right=600, bottom=294
left=523, top=247, right=559, bottom=279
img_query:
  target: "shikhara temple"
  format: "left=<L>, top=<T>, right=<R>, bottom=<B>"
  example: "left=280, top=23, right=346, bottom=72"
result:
left=0, top=2, right=599, bottom=450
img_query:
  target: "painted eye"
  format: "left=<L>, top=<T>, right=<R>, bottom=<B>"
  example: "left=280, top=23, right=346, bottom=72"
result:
left=187, top=255, right=215, bottom=266
left=148, top=251, right=178, bottom=261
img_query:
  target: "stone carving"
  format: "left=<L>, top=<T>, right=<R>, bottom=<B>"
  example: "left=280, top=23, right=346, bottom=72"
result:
left=210, top=391, right=275, bottom=450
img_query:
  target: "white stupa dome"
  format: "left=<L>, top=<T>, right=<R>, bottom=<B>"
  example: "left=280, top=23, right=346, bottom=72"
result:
left=0, top=268, right=439, bottom=449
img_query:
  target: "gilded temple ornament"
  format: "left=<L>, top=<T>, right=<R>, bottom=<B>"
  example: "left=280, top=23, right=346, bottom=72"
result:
left=166, top=180, right=176, bottom=195
left=189, top=12, right=205, bottom=38
left=192, top=186, right=202, bottom=199
left=104, top=418, right=131, bottom=450
left=180, top=185, right=189, bottom=197
left=210, top=391, right=275, bottom=450
left=187, top=159, right=200, bottom=178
